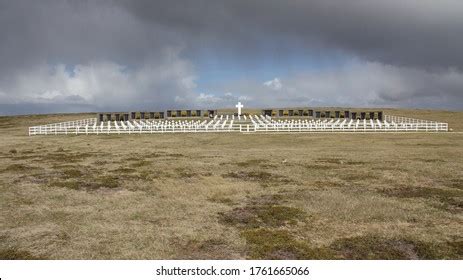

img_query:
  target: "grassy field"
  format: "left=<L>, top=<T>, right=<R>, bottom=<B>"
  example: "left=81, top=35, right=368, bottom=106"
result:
left=0, top=109, right=462, bottom=259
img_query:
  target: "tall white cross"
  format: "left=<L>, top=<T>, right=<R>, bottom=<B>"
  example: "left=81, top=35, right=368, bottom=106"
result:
left=235, top=102, right=243, bottom=116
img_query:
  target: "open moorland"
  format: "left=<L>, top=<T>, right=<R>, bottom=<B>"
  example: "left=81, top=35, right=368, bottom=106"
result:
left=0, top=109, right=462, bottom=259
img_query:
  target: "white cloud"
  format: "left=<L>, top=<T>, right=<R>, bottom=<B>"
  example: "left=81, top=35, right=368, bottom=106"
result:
left=282, top=61, right=463, bottom=109
left=2, top=55, right=462, bottom=114
left=193, top=92, right=251, bottom=107
left=263, top=78, right=283, bottom=90
left=196, top=93, right=222, bottom=104
left=215, top=60, right=463, bottom=109
left=0, top=49, right=198, bottom=111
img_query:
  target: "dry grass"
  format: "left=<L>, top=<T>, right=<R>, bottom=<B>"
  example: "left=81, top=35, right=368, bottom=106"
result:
left=0, top=109, right=462, bottom=259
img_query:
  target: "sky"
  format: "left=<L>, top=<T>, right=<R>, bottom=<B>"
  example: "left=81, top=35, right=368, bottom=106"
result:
left=0, top=0, right=462, bottom=115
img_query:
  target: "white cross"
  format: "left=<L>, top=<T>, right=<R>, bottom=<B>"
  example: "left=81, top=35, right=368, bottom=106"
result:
left=235, top=102, right=243, bottom=116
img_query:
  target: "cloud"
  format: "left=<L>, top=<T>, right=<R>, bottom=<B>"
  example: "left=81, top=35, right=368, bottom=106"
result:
left=213, top=61, right=463, bottom=110
left=0, top=49, right=198, bottom=113
left=193, top=92, right=251, bottom=107
left=196, top=93, right=222, bottom=104
left=263, top=78, right=283, bottom=91
left=120, top=0, right=463, bottom=69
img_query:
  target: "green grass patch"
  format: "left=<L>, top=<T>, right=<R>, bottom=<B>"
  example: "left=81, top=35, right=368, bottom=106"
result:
left=0, top=117, right=15, bottom=129
left=48, top=181, right=81, bottom=190
left=445, top=179, right=463, bottom=190
left=381, top=186, right=463, bottom=212
left=235, top=159, right=267, bottom=167
left=177, top=238, right=232, bottom=259
left=258, top=205, right=305, bottom=227
left=208, top=194, right=234, bottom=206
left=242, top=229, right=334, bottom=260
left=10, top=155, right=38, bottom=160
left=416, top=158, right=446, bottom=163
left=45, top=152, right=93, bottom=163
left=48, top=175, right=120, bottom=191
left=329, top=235, right=462, bottom=260
left=4, top=163, right=28, bottom=172
left=2, top=164, right=40, bottom=173
left=129, top=160, right=152, bottom=168
left=62, top=169, right=83, bottom=178
left=316, top=158, right=366, bottom=165
left=96, top=176, right=121, bottom=189
left=0, top=247, right=44, bottom=260
left=167, top=153, right=185, bottom=158
left=111, top=167, right=137, bottom=174
left=340, top=172, right=379, bottom=182
left=125, top=156, right=141, bottom=161
left=52, top=164, right=78, bottom=169
left=175, top=167, right=197, bottom=179
left=312, top=179, right=345, bottom=188
left=139, top=152, right=186, bottom=159
left=304, top=164, right=332, bottom=170
left=222, top=171, right=292, bottom=187
left=220, top=205, right=305, bottom=228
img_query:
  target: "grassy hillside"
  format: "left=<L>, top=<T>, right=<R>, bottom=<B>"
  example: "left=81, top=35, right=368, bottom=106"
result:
left=0, top=109, right=462, bottom=259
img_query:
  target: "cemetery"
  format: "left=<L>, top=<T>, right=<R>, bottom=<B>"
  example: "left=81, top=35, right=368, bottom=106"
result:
left=28, top=103, right=449, bottom=136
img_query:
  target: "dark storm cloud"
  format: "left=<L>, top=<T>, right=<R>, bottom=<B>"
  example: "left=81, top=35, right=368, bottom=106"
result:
left=3, top=0, right=462, bottom=71
left=119, top=0, right=463, bottom=69
left=0, top=0, right=183, bottom=76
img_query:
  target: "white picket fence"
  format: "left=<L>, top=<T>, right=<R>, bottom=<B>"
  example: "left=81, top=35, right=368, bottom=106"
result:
left=248, top=115, right=448, bottom=133
left=28, top=118, right=97, bottom=135
left=28, top=115, right=448, bottom=136
left=384, top=115, right=442, bottom=124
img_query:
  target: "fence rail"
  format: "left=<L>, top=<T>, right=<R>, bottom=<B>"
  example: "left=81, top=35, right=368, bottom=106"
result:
left=28, top=115, right=448, bottom=136
left=384, top=115, right=442, bottom=124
